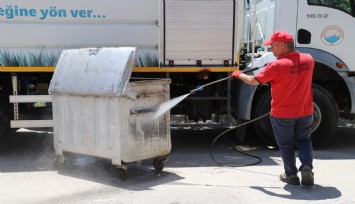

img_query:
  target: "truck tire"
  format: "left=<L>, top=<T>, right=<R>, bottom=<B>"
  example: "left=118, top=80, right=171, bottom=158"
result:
left=310, top=84, right=339, bottom=145
left=252, top=84, right=338, bottom=147
left=252, top=89, right=273, bottom=146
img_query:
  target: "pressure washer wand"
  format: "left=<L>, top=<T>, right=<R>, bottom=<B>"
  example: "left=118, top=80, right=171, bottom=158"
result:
left=152, top=65, right=265, bottom=119
left=190, top=66, right=261, bottom=94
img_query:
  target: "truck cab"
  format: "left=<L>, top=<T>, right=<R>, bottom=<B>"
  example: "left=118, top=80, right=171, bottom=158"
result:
left=238, top=0, right=355, bottom=146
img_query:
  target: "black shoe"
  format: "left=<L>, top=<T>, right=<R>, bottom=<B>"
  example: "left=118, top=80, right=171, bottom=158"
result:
left=301, top=166, right=314, bottom=187
left=280, top=173, right=300, bottom=185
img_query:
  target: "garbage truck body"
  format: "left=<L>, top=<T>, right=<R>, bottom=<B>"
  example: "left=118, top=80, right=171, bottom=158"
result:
left=0, top=0, right=354, bottom=146
left=0, top=0, right=240, bottom=134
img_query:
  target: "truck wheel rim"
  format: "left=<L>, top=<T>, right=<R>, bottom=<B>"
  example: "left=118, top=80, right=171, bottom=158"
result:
left=311, top=102, right=321, bottom=133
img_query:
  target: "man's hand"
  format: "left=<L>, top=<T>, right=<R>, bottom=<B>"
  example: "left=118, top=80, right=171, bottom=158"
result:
left=231, top=71, right=242, bottom=79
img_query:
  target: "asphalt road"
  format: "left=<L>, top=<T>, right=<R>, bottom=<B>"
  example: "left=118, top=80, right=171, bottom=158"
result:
left=0, top=118, right=354, bottom=204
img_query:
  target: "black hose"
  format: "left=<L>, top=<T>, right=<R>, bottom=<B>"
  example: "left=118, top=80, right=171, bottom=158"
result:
left=210, top=112, right=270, bottom=167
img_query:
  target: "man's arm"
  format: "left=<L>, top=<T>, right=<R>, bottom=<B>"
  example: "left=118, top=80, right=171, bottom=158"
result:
left=239, top=73, right=260, bottom=85
left=231, top=71, right=260, bottom=86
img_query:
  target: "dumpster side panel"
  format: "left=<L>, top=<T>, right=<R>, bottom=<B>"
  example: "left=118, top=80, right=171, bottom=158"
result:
left=52, top=95, right=127, bottom=165
left=52, top=95, right=61, bottom=155
left=121, top=80, right=171, bottom=162
left=108, top=98, right=125, bottom=165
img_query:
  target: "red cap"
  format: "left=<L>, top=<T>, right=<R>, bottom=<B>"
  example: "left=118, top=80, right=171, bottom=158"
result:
left=263, top=30, right=294, bottom=46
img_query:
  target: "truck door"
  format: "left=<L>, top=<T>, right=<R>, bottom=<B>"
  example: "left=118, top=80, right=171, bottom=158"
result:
left=296, top=0, right=355, bottom=70
left=162, top=0, right=236, bottom=67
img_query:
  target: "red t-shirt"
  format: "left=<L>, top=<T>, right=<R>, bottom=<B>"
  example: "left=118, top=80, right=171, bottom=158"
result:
left=255, top=51, right=314, bottom=118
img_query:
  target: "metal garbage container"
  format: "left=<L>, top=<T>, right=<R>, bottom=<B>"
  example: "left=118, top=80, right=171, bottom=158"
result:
left=49, top=47, right=171, bottom=178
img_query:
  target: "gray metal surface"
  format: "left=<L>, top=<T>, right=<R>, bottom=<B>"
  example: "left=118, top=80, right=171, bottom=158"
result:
left=50, top=47, right=171, bottom=168
left=49, top=47, right=137, bottom=96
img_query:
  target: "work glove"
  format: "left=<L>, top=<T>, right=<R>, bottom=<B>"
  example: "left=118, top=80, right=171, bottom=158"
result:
left=231, top=71, right=242, bottom=79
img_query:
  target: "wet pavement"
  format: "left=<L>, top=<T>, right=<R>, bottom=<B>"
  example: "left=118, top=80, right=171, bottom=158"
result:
left=0, top=118, right=354, bottom=204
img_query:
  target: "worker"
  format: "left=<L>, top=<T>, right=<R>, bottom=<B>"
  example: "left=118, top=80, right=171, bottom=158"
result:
left=231, top=30, right=315, bottom=186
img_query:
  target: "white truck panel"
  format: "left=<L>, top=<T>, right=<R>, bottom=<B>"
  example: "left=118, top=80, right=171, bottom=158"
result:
left=296, top=0, right=355, bottom=72
left=164, top=0, right=235, bottom=66
left=0, top=0, right=159, bottom=48
left=243, top=0, right=275, bottom=50
left=0, top=23, right=158, bottom=48
left=255, top=0, right=275, bottom=43
left=273, top=1, right=298, bottom=39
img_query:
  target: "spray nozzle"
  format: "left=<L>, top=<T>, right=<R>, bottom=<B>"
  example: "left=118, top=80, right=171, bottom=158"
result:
left=190, top=85, right=204, bottom=94
left=190, top=89, right=197, bottom=94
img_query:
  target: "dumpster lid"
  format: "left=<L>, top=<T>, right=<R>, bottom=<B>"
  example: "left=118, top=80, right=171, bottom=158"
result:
left=49, top=47, right=137, bottom=96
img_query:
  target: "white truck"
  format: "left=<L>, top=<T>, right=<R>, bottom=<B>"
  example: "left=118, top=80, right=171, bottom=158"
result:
left=0, top=0, right=354, bottom=146
left=238, top=0, right=355, bottom=146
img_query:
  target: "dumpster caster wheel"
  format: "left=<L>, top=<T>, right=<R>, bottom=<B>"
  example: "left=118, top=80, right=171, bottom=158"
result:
left=118, top=168, right=128, bottom=180
left=153, top=157, right=166, bottom=174
left=53, top=155, right=66, bottom=169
